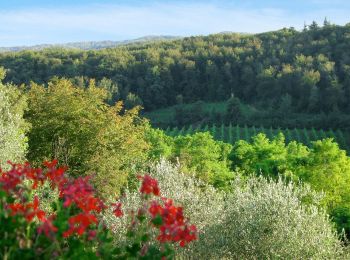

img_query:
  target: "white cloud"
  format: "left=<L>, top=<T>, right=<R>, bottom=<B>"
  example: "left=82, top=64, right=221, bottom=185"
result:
left=0, top=2, right=348, bottom=46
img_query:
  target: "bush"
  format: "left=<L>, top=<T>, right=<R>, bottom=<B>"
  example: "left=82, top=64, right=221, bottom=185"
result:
left=201, top=177, right=345, bottom=259
left=104, top=159, right=345, bottom=259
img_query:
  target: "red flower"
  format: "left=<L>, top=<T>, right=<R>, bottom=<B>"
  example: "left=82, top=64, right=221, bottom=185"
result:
left=61, top=176, right=105, bottom=213
left=149, top=201, right=162, bottom=217
left=63, top=213, right=98, bottom=238
left=46, top=166, right=67, bottom=189
left=138, top=175, right=160, bottom=196
left=37, top=215, right=58, bottom=238
left=7, top=196, right=46, bottom=222
left=43, top=159, right=58, bottom=168
left=112, top=202, right=123, bottom=217
left=24, top=196, right=45, bottom=222
left=0, top=162, right=26, bottom=193
left=147, top=198, right=197, bottom=247
left=7, top=203, right=26, bottom=216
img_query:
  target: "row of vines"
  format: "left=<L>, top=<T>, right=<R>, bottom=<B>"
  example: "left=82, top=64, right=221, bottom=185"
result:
left=165, top=124, right=350, bottom=151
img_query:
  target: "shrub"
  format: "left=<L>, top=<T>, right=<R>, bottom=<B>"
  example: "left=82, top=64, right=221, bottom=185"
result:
left=201, top=177, right=345, bottom=259
left=105, top=159, right=346, bottom=259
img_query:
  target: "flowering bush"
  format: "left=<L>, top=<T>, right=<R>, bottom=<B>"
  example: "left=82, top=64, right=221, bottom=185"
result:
left=0, top=160, right=196, bottom=259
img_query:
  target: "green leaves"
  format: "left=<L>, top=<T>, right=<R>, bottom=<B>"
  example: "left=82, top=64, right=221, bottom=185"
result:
left=26, top=79, right=150, bottom=197
left=151, top=215, right=163, bottom=227
left=230, top=133, right=350, bottom=235
left=147, top=130, right=233, bottom=189
left=0, top=68, right=29, bottom=169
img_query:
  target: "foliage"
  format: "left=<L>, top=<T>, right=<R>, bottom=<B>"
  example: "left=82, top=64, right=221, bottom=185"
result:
left=225, top=96, right=242, bottom=122
left=230, top=133, right=288, bottom=176
left=201, top=177, right=345, bottom=259
left=174, top=101, right=209, bottom=126
left=105, top=159, right=345, bottom=259
left=2, top=23, right=350, bottom=130
left=0, top=67, right=29, bottom=170
left=230, top=133, right=350, bottom=235
left=25, top=78, right=149, bottom=197
left=165, top=123, right=350, bottom=151
left=297, top=139, right=350, bottom=235
left=0, top=160, right=196, bottom=259
left=172, top=132, right=233, bottom=188
left=146, top=129, right=233, bottom=189
left=146, top=128, right=174, bottom=160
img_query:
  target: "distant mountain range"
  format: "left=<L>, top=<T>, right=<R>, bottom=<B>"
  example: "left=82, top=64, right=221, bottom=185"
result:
left=0, top=35, right=182, bottom=52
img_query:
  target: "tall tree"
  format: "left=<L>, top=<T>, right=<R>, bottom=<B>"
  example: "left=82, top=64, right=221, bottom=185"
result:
left=26, top=78, right=149, bottom=197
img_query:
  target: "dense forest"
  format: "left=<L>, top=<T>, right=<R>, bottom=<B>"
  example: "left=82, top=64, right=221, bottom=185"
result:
left=1, top=20, right=350, bottom=127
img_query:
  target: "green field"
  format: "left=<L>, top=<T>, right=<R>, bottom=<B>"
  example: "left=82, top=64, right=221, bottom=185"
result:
left=165, top=124, right=350, bottom=151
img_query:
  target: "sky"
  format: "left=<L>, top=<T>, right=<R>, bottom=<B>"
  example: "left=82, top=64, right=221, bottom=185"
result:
left=0, top=0, right=349, bottom=47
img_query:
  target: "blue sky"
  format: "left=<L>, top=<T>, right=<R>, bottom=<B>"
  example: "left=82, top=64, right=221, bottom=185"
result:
left=0, top=0, right=349, bottom=47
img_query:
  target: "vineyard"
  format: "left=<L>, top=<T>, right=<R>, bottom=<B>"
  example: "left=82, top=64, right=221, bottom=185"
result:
left=165, top=124, right=350, bottom=151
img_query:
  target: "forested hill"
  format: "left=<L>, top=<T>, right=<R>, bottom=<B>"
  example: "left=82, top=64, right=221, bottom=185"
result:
left=1, top=21, right=350, bottom=115
left=0, top=36, right=180, bottom=52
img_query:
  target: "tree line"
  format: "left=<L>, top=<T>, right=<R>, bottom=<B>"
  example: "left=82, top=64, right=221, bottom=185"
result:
left=0, top=20, right=350, bottom=118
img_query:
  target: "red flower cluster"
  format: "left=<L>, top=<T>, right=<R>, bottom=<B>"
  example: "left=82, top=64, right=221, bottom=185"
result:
left=61, top=176, right=105, bottom=238
left=61, top=176, right=105, bottom=212
left=135, top=174, right=197, bottom=248
left=7, top=196, right=46, bottom=222
left=0, top=162, right=45, bottom=194
left=1, top=161, right=197, bottom=256
left=63, top=213, right=98, bottom=238
left=149, top=199, right=197, bottom=247
left=37, top=215, right=58, bottom=239
left=44, top=160, right=67, bottom=189
left=0, top=161, right=106, bottom=239
left=112, top=202, right=123, bottom=217
left=138, top=175, right=160, bottom=196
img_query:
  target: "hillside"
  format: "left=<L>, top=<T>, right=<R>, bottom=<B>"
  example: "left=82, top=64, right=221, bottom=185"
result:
left=0, top=35, right=180, bottom=52
left=1, top=21, right=350, bottom=130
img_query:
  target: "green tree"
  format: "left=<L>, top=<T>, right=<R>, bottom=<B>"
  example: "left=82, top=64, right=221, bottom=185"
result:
left=173, top=132, right=233, bottom=189
left=230, top=133, right=287, bottom=176
left=26, top=78, right=149, bottom=197
left=226, top=96, right=242, bottom=122
left=0, top=67, right=29, bottom=169
left=296, top=139, right=350, bottom=234
left=146, top=128, right=174, bottom=160
left=230, top=133, right=350, bottom=235
left=146, top=129, right=233, bottom=189
left=278, top=94, right=293, bottom=114
left=124, top=92, right=143, bottom=110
